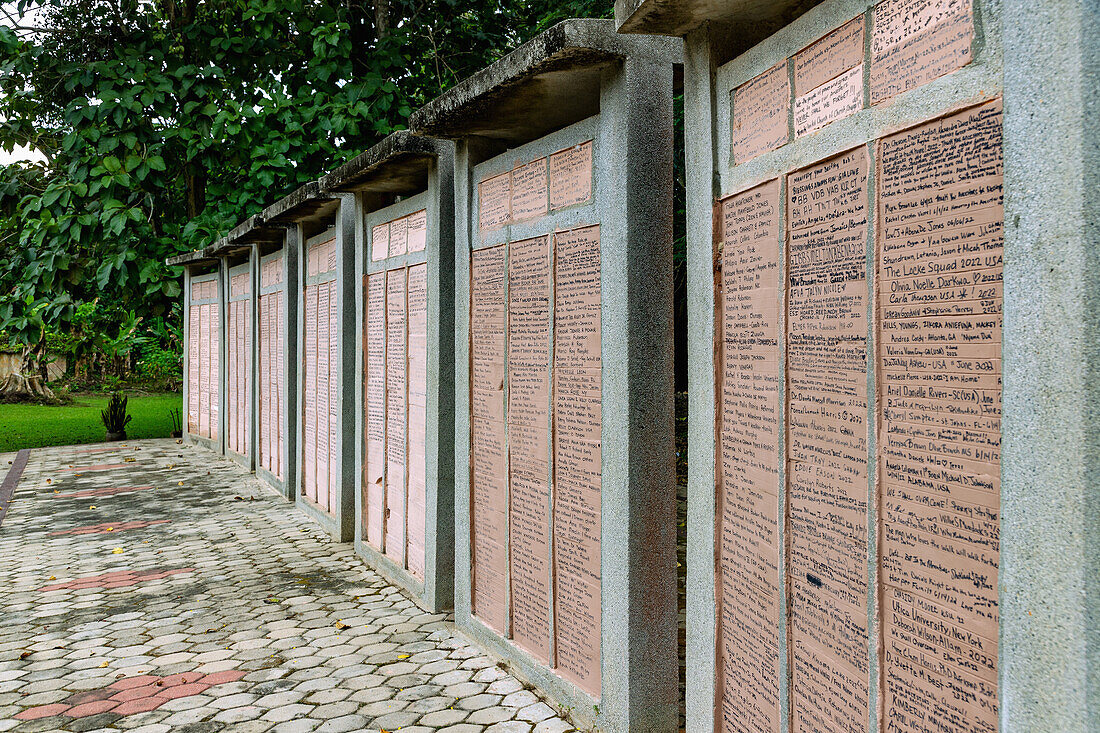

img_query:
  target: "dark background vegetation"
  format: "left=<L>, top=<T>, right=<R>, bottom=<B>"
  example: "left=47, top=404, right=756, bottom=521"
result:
left=0, top=0, right=686, bottom=397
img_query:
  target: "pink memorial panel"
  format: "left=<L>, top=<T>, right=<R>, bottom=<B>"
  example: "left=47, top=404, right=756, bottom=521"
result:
left=364, top=273, right=387, bottom=549
left=552, top=224, right=602, bottom=696
left=385, top=269, right=408, bottom=564
left=715, top=180, right=782, bottom=733
left=406, top=264, right=428, bottom=578
left=876, top=101, right=1002, bottom=733
left=470, top=245, right=508, bottom=633
left=507, top=235, right=552, bottom=663
left=786, top=147, right=870, bottom=733
left=302, top=237, right=338, bottom=512
left=258, top=261, right=286, bottom=480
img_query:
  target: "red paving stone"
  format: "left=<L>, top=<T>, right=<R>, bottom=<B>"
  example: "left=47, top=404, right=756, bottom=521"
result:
left=201, top=669, right=247, bottom=684
left=16, top=670, right=244, bottom=720
left=65, top=699, right=119, bottom=717
left=49, top=519, right=170, bottom=536
left=14, top=703, right=70, bottom=720
left=110, top=684, right=160, bottom=702
left=53, top=484, right=155, bottom=499
left=160, top=671, right=205, bottom=686
left=39, top=567, right=195, bottom=592
left=109, top=674, right=160, bottom=690
left=155, top=682, right=210, bottom=700
left=113, top=697, right=165, bottom=715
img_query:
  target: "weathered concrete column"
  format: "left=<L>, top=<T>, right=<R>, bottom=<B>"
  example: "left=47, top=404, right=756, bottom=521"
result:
left=1001, top=0, right=1099, bottom=729
left=596, top=50, right=678, bottom=732
left=319, top=131, right=459, bottom=612
left=411, top=19, right=681, bottom=732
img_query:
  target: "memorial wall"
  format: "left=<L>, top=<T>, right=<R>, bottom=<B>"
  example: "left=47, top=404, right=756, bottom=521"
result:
left=226, top=265, right=251, bottom=458
left=302, top=232, right=340, bottom=513
left=468, top=131, right=602, bottom=696
left=710, top=0, right=1001, bottom=730
left=258, top=251, right=288, bottom=482
left=186, top=273, right=220, bottom=442
left=362, top=204, right=429, bottom=577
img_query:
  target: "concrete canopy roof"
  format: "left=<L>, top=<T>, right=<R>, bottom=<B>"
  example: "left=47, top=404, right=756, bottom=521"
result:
left=164, top=179, right=337, bottom=267
left=166, top=240, right=224, bottom=267
left=408, top=18, right=681, bottom=146
left=260, top=180, right=340, bottom=228
left=615, top=0, right=823, bottom=38
left=224, top=214, right=286, bottom=248
left=319, top=130, right=445, bottom=196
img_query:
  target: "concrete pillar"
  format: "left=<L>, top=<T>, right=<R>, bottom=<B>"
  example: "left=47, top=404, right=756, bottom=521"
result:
left=1001, top=0, right=1099, bottom=729
left=681, top=24, right=722, bottom=733
left=597, top=52, right=678, bottom=733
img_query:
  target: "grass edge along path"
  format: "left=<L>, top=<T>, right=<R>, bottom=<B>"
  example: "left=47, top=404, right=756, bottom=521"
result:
left=0, top=392, right=181, bottom=452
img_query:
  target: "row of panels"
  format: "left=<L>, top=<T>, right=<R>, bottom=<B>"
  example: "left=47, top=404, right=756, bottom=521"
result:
left=171, top=20, right=680, bottom=733
left=167, top=0, right=1098, bottom=728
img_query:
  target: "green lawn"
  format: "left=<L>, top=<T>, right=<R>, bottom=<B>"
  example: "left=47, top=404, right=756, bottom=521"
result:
left=0, top=392, right=182, bottom=452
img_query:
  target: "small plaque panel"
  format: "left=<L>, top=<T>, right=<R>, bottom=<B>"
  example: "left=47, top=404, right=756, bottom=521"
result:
left=786, top=147, right=870, bottom=733
left=372, top=223, right=390, bottom=262
left=877, top=101, right=1002, bottom=733
left=794, top=17, right=865, bottom=137
left=407, top=210, right=428, bottom=253
left=732, top=62, right=790, bottom=164
left=470, top=245, right=509, bottom=633
left=716, top=180, right=782, bottom=733
left=479, top=173, right=512, bottom=232
left=390, top=215, right=409, bottom=258
left=511, top=158, right=549, bottom=223
left=870, top=0, right=973, bottom=103
left=548, top=142, right=593, bottom=211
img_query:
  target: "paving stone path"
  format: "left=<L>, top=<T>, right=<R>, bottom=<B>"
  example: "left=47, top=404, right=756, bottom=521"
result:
left=0, top=439, right=577, bottom=733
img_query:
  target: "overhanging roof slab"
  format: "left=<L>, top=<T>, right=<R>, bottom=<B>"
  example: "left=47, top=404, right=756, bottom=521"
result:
left=319, top=130, right=447, bottom=196
left=409, top=18, right=681, bottom=145
left=615, top=0, right=823, bottom=39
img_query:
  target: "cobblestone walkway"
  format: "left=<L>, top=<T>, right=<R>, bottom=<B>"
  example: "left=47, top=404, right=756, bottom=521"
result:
left=0, top=440, right=576, bottom=733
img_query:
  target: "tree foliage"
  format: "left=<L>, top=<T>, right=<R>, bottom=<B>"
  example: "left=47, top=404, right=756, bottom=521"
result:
left=0, top=0, right=610, bottom=358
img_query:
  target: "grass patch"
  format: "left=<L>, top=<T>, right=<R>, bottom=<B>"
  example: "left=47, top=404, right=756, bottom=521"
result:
left=0, top=392, right=181, bottom=452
